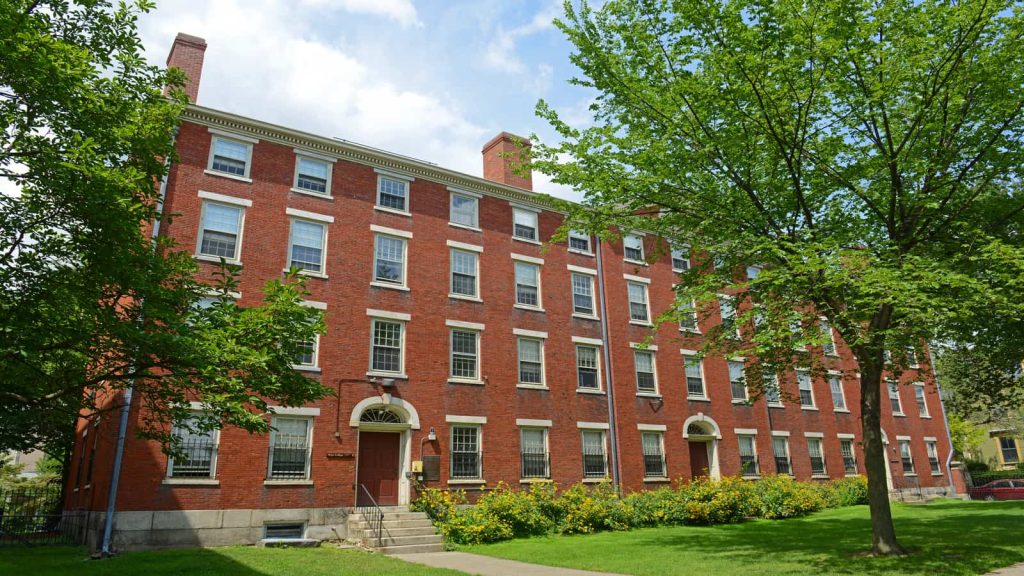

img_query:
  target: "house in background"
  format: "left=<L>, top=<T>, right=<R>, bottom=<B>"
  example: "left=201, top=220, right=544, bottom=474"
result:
left=64, top=33, right=956, bottom=552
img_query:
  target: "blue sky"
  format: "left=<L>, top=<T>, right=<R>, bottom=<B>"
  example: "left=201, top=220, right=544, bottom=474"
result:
left=138, top=0, right=593, bottom=200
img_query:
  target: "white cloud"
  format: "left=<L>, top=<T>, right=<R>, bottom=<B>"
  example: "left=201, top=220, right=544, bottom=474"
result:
left=300, top=0, right=421, bottom=28
left=482, top=1, right=561, bottom=75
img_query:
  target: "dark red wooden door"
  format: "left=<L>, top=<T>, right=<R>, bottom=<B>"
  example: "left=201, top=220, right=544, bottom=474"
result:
left=357, top=432, right=400, bottom=505
left=689, top=441, right=709, bottom=479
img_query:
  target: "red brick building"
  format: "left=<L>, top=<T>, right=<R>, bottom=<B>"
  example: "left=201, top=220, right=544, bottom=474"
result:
left=66, top=33, right=956, bottom=550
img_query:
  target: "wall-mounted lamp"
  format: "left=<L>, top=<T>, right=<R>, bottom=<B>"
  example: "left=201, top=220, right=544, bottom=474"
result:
left=427, top=427, right=437, bottom=441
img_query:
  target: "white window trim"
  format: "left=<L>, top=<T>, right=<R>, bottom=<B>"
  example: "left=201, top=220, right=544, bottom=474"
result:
left=446, top=319, right=485, bottom=331
left=374, top=170, right=414, bottom=216
left=449, top=190, right=482, bottom=231
left=570, top=271, right=598, bottom=320
left=728, top=359, right=748, bottom=403
left=771, top=431, right=791, bottom=437
left=804, top=431, right=825, bottom=438
left=829, top=373, right=849, bottom=413
left=511, top=253, right=544, bottom=265
left=285, top=217, right=329, bottom=279
left=515, top=418, right=552, bottom=427
left=367, top=317, right=407, bottom=378
left=567, top=264, right=597, bottom=275
left=819, top=316, right=839, bottom=356
left=516, top=336, right=547, bottom=388
left=623, top=273, right=651, bottom=284
left=195, top=199, right=246, bottom=265
left=637, top=423, right=667, bottom=431
left=682, top=353, right=706, bottom=399
left=449, top=247, right=480, bottom=300
left=574, top=343, right=603, bottom=393
left=449, top=423, right=483, bottom=481
left=291, top=332, right=321, bottom=372
left=167, top=412, right=220, bottom=480
left=269, top=406, right=322, bottom=417
left=370, top=224, right=413, bottom=238
left=511, top=206, right=541, bottom=244
left=197, top=190, right=253, bottom=207
left=633, top=349, right=660, bottom=397
left=365, top=309, right=411, bottom=321
left=567, top=229, right=594, bottom=255
left=796, top=370, right=817, bottom=409
left=717, top=294, right=741, bottom=339
left=446, top=415, right=488, bottom=424
left=837, top=433, right=856, bottom=439
left=447, top=239, right=483, bottom=253
left=572, top=336, right=603, bottom=346
left=671, top=244, right=691, bottom=272
left=913, top=383, right=931, bottom=418
left=627, top=281, right=652, bottom=326
left=577, top=422, right=610, bottom=430
left=206, top=132, right=255, bottom=181
left=285, top=207, right=334, bottom=223
left=513, top=259, right=544, bottom=311
left=372, top=232, right=410, bottom=291
left=449, top=327, right=482, bottom=384
left=623, top=233, right=646, bottom=264
left=267, top=415, right=314, bottom=481
left=291, top=152, right=335, bottom=198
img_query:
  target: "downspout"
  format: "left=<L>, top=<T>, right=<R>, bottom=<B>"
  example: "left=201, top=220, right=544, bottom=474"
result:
left=101, top=128, right=178, bottom=555
left=927, top=342, right=958, bottom=496
left=595, top=240, right=621, bottom=490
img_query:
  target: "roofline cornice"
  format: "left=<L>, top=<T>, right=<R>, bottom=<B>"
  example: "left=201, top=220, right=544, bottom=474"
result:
left=182, top=104, right=565, bottom=214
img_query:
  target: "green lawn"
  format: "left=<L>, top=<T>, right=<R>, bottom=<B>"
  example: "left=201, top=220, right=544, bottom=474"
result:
left=0, top=545, right=466, bottom=576
left=466, top=499, right=1024, bottom=575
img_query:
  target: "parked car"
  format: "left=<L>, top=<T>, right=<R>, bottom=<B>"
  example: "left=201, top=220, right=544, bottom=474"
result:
left=969, top=479, right=1024, bottom=501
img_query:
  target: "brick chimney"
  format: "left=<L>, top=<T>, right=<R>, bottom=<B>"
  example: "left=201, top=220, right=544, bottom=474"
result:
left=165, top=33, right=207, bottom=103
left=482, top=132, right=532, bottom=191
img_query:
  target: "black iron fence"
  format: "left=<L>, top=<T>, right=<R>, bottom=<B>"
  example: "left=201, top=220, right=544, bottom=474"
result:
left=0, top=485, right=84, bottom=546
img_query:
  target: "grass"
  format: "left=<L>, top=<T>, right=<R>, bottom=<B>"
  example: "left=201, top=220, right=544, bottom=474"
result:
left=0, top=545, right=466, bottom=576
left=465, top=499, right=1024, bottom=575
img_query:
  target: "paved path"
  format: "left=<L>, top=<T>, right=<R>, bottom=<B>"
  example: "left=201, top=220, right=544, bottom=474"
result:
left=398, top=551, right=629, bottom=576
left=988, top=563, right=1024, bottom=576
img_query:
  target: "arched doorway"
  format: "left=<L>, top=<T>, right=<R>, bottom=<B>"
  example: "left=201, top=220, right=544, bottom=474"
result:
left=682, top=414, right=722, bottom=480
left=349, top=396, right=420, bottom=506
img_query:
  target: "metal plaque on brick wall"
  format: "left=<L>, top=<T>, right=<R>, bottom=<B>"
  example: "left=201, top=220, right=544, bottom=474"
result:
left=422, top=455, right=440, bottom=482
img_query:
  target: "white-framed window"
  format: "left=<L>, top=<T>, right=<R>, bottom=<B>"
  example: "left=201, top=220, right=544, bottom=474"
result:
left=718, top=295, right=739, bottom=339
left=642, top=432, right=666, bottom=478
left=520, top=428, right=549, bottom=479
left=765, top=373, right=782, bottom=405
left=999, top=437, right=1020, bottom=465
left=623, top=233, right=645, bottom=262
left=517, top=337, right=545, bottom=386
left=807, top=437, right=826, bottom=476
left=373, top=234, right=407, bottom=287
left=450, top=329, right=480, bottom=381
left=772, top=435, right=792, bottom=475
left=514, top=262, right=542, bottom=308
left=294, top=332, right=319, bottom=369
left=738, top=435, right=758, bottom=477
left=568, top=229, right=592, bottom=253
left=906, top=346, right=920, bottom=368
left=450, top=425, right=482, bottom=480
left=377, top=175, right=409, bottom=213
left=683, top=354, right=705, bottom=398
left=627, top=282, right=650, bottom=323
left=370, top=319, right=405, bottom=375
left=450, top=249, right=479, bottom=298
left=168, top=413, right=218, bottom=479
left=576, top=345, right=600, bottom=390
left=840, top=439, right=858, bottom=475
left=450, top=192, right=479, bottom=229
left=293, top=155, right=331, bottom=195
left=268, top=416, right=313, bottom=480
left=288, top=219, right=327, bottom=274
left=678, top=299, right=699, bottom=332
left=671, top=245, right=690, bottom=272
left=581, top=429, right=608, bottom=478
left=888, top=380, right=904, bottom=415
left=208, top=135, right=253, bottom=178
left=913, top=384, right=929, bottom=417
left=728, top=361, right=747, bottom=401
left=634, top=350, right=658, bottom=394
left=790, top=318, right=805, bottom=349
left=513, top=207, right=539, bottom=241
left=797, top=371, right=815, bottom=408
left=829, top=374, right=847, bottom=411
left=571, top=272, right=596, bottom=316
left=926, top=440, right=942, bottom=474
left=899, top=439, right=915, bottom=474
left=199, top=201, right=244, bottom=261
left=820, top=318, right=837, bottom=356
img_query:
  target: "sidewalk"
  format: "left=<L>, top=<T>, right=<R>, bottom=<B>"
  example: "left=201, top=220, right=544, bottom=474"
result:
left=399, top=551, right=629, bottom=576
left=988, top=563, right=1024, bottom=576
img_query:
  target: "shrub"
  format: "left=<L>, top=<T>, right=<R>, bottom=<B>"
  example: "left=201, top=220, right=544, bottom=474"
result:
left=557, top=481, right=629, bottom=534
left=826, top=476, right=869, bottom=507
left=751, top=475, right=825, bottom=519
left=473, top=482, right=553, bottom=538
left=678, top=475, right=755, bottom=524
left=410, top=487, right=465, bottom=523
left=622, top=488, right=687, bottom=527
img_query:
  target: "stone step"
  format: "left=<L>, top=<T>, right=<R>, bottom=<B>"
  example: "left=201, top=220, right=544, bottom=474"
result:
left=362, top=526, right=438, bottom=538
left=353, top=518, right=435, bottom=530
left=380, top=512, right=430, bottom=521
left=366, top=534, right=444, bottom=547
left=380, top=542, right=446, bottom=555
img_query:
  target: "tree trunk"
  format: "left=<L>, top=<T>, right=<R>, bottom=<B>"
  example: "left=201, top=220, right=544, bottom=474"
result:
left=858, top=346, right=907, bottom=556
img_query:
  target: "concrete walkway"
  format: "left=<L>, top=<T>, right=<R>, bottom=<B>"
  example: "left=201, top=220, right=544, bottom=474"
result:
left=399, top=551, right=629, bottom=576
left=987, top=563, right=1024, bottom=576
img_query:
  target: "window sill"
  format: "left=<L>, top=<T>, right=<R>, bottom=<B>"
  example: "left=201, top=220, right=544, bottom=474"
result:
left=904, top=473, right=918, bottom=477
left=374, top=206, right=412, bottom=217
left=845, top=473, right=862, bottom=478
left=741, top=475, right=761, bottom=481
left=204, top=169, right=252, bottom=183
left=811, top=475, right=830, bottom=480
left=643, top=477, right=670, bottom=483
left=290, top=188, right=334, bottom=200
left=731, top=399, right=750, bottom=405
left=893, top=413, right=906, bottom=418
left=449, top=294, right=482, bottom=303
left=449, top=222, right=482, bottom=233
left=932, top=472, right=945, bottom=477
left=768, top=402, right=785, bottom=409
left=834, top=408, right=851, bottom=413
left=367, top=371, right=409, bottom=380
left=629, top=320, right=653, bottom=327
left=688, top=396, right=711, bottom=403
left=582, top=477, right=610, bottom=484
left=163, top=478, right=219, bottom=486
left=519, top=478, right=552, bottom=484
left=292, top=365, right=321, bottom=373
left=283, top=268, right=328, bottom=279
left=572, top=313, right=600, bottom=321
left=513, top=304, right=545, bottom=313
left=516, top=384, right=549, bottom=390
left=637, top=392, right=662, bottom=399
left=195, top=254, right=242, bottom=266
left=447, top=479, right=487, bottom=486
left=512, top=236, right=542, bottom=246
left=801, top=406, right=819, bottom=411
left=448, top=378, right=484, bottom=386
left=370, top=281, right=410, bottom=292
left=624, top=259, right=648, bottom=266
left=577, top=388, right=605, bottom=395
left=264, top=480, right=314, bottom=486
left=920, top=415, right=932, bottom=419
left=568, top=249, right=594, bottom=257
left=679, top=328, right=702, bottom=335
left=825, top=353, right=841, bottom=358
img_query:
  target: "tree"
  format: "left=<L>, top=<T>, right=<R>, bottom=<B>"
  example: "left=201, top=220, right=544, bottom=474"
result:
left=0, top=1, right=327, bottom=457
left=534, top=0, right=1024, bottom=555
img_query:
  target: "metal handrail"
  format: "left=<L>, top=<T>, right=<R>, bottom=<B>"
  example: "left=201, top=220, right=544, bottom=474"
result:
left=356, top=484, right=385, bottom=548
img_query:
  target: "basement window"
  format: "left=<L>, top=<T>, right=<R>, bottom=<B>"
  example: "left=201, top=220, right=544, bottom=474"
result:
left=264, top=523, right=305, bottom=540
